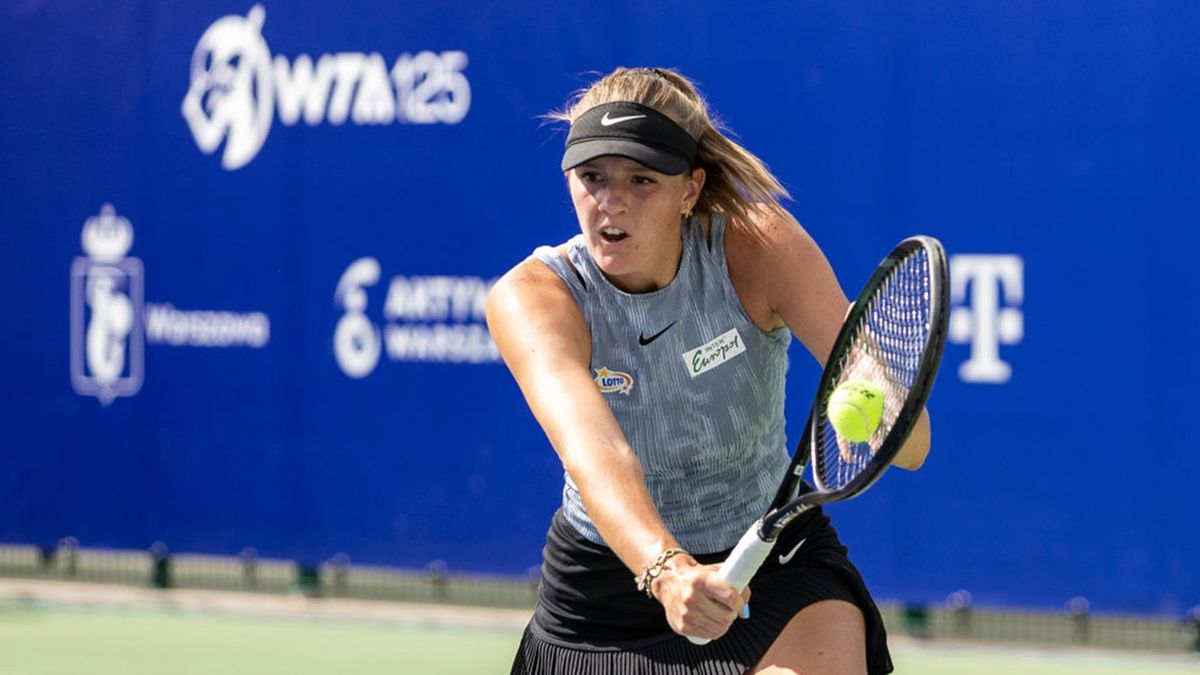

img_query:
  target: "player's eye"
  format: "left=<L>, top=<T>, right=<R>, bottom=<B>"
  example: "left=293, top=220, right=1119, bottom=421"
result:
left=579, top=170, right=603, bottom=183
left=632, top=175, right=656, bottom=185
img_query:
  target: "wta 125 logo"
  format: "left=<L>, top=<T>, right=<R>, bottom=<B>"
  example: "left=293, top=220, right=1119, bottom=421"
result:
left=182, top=5, right=471, bottom=170
left=948, top=254, right=1023, bottom=384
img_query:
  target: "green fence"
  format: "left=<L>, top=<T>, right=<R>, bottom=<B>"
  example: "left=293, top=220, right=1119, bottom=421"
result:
left=2, top=541, right=1196, bottom=653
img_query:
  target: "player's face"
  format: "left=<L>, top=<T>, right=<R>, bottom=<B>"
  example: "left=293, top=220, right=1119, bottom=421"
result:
left=567, top=156, right=703, bottom=293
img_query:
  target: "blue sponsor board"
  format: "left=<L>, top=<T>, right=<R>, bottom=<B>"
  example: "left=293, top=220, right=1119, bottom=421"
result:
left=1, top=2, right=1197, bottom=616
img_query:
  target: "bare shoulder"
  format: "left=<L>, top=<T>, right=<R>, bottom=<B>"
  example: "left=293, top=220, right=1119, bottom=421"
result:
left=725, top=209, right=849, bottom=363
left=488, top=248, right=576, bottom=323
left=490, top=250, right=565, bottom=301
left=725, top=209, right=825, bottom=283
left=486, top=250, right=590, bottom=369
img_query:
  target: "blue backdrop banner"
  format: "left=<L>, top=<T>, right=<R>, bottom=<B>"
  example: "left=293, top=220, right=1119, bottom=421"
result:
left=2, top=2, right=1197, bottom=617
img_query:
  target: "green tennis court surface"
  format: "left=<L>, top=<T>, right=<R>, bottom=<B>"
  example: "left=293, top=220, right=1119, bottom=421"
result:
left=1, top=602, right=1197, bottom=674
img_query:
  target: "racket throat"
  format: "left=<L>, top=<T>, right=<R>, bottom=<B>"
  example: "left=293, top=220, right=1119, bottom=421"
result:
left=762, top=502, right=816, bottom=538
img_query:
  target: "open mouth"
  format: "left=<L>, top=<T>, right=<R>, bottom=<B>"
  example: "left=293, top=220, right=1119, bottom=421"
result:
left=600, top=226, right=628, bottom=243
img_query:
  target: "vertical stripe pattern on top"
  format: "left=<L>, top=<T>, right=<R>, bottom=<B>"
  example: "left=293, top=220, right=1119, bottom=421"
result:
left=532, top=214, right=792, bottom=554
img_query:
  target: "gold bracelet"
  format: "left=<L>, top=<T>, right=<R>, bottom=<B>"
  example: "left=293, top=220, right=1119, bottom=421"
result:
left=636, top=547, right=688, bottom=599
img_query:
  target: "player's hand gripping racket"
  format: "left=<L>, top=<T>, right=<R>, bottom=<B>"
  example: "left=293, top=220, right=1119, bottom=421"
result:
left=688, top=235, right=949, bottom=645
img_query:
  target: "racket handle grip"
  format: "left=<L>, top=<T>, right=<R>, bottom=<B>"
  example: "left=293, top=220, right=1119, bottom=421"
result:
left=686, top=521, right=774, bottom=646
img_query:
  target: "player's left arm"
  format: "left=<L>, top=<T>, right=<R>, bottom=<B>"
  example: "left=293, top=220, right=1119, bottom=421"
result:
left=726, top=209, right=931, bottom=470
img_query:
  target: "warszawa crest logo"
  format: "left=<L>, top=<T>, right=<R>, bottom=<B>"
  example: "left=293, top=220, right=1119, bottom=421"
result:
left=70, top=204, right=144, bottom=405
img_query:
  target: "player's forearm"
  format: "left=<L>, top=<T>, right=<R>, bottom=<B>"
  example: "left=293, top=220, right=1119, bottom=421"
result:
left=893, top=408, right=930, bottom=470
left=562, top=441, right=681, bottom=575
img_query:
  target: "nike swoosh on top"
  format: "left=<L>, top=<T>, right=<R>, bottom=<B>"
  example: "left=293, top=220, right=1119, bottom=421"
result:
left=601, top=112, right=647, bottom=126
left=778, top=538, right=807, bottom=565
left=638, top=321, right=677, bottom=346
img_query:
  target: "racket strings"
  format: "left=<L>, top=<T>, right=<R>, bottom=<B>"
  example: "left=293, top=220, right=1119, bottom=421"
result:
left=815, top=249, right=934, bottom=491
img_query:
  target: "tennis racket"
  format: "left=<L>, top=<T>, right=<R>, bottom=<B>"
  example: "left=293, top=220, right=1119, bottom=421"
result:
left=688, top=235, right=949, bottom=645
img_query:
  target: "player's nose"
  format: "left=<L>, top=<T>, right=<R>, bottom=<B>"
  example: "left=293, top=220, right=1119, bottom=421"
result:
left=595, top=185, right=629, bottom=215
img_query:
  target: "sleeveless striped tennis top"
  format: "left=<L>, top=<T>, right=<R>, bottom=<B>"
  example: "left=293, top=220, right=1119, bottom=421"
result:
left=532, top=214, right=792, bottom=554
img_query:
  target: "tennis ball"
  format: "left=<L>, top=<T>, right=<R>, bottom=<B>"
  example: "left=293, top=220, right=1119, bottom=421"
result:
left=827, top=380, right=885, bottom=443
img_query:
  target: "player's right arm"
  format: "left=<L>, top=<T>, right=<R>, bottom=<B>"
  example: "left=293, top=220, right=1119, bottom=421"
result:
left=486, top=255, right=746, bottom=639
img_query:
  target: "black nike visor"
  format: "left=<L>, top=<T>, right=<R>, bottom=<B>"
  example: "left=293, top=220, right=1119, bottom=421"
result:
left=561, top=102, right=698, bottom=176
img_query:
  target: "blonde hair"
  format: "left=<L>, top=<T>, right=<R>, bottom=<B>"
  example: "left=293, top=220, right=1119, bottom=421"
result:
left=550, top=67, right=794, bottom=239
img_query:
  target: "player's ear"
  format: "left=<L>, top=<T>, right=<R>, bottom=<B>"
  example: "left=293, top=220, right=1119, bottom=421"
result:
left=683, top=167, right=706, bottom=209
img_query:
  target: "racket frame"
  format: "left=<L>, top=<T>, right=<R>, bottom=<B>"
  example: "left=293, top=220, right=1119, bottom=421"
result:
left=762, top=235, right=949, bottom=538
left=686, top=235, right=949, bottom=646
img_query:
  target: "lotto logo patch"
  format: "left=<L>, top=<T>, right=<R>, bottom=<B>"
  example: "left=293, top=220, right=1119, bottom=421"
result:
left=594, top=367, right=634, bottom=395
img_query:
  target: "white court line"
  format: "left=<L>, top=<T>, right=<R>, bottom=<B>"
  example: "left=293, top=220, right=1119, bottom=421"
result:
left=0, top=578, right=532, bottom=631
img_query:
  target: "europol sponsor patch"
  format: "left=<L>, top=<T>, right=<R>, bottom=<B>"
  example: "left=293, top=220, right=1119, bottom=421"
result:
left=682, top=328, right=746, bottom=378
left=594, top=367, right=634, bottom=395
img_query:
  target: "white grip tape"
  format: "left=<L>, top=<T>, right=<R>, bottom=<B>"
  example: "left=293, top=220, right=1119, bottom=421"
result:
left=686, top=522, right=773, bottom=646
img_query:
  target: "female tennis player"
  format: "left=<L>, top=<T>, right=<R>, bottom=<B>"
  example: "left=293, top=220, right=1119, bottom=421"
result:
left=487, top=67, right=931, bottom=675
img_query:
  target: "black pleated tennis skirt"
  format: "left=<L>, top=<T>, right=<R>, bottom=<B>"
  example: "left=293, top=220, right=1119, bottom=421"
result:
left=510, top=508, right=893, bottom=675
